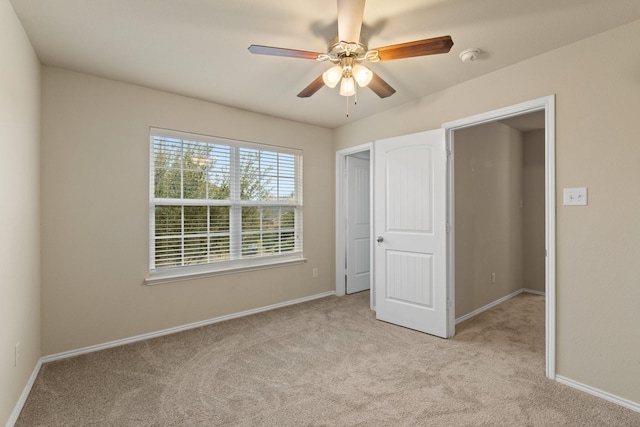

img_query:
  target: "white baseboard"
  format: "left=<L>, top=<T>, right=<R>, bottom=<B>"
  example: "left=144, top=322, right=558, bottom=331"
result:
left=5, top=359, right=42, bottom=427
left=455, top=287, right=546, bottom=325
left=42, top=290, right=335, bottom=363
left=15, top=290, right=639, bottom=422
left=6, top=290, right=335, bottom=426
left=556, top=376, right=640, bottom=413
left=455, top=288, right=524, bottom=324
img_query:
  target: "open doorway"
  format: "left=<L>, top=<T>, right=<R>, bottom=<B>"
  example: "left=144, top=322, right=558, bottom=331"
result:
left=453, top=112, right=545, bottom=323
left=335, top=142, right=374, bottom=307
left=444, top=95, right=556, bottom=378
left=335, top=96, right=556, bottom=378
left=345, top=150, right=371, bottom=294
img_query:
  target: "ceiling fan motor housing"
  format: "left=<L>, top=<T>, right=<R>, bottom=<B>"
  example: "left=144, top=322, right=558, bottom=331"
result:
left=324, top=37, right=371, bottom=63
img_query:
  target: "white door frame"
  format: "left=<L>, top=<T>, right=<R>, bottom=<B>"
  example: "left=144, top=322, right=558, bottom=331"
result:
left=334, top=96, right=556, bottom=379
left=335, top=142, right=374, bottom=308
left=442, top=95, right=556, bottom=379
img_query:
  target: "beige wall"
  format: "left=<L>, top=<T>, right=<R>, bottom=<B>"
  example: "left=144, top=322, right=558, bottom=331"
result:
left=454, top=123, right=546, bottom=317
left=454, top=122, right=523, bottom=317
left=40, top=67, right=335, bottom=355
left=7, top=7, right=640, bottom=418
left=0, top=0, right=41, bottom=424
left=523, top=130, right=545, bottom=293
left=335, top=20, right=640, bottom=404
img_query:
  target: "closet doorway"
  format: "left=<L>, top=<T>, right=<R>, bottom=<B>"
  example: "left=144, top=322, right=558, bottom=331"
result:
left=444, top=95, right=556, bottom=378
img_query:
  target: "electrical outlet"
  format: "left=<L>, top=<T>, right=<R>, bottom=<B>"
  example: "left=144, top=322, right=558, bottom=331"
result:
left=491, top=272, right=496, bottom=284
left=312, top=268, right=319, bottom=278
left=15, top=341, right=20, bottom=367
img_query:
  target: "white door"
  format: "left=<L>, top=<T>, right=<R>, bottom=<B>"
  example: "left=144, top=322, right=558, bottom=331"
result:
left=374, top=129, right=450, bottom=338
left=346, top=155, right=370, bottom=294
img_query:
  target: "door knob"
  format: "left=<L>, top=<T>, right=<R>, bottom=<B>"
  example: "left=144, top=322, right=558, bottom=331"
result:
left=376, top=236, right=384, bottom=243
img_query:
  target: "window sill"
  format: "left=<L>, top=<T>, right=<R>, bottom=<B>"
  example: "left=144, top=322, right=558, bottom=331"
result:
left=145, top=257, right=307, bottom=286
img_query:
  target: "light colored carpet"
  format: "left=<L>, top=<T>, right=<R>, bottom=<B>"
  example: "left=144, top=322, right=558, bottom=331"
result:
left=16, top=292, right=640, bottom=426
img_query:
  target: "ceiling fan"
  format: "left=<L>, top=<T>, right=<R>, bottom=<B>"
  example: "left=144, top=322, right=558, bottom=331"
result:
left=248, top=0, right=453, bottom=99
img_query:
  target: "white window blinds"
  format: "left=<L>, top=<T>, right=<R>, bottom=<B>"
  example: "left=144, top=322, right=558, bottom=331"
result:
left=149, top=128, right=303, bottom=281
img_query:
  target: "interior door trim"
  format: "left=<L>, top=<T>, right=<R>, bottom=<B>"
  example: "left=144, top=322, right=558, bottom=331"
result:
left=335, top=142, right=374, bottom=309
left=442, top=95, right=557, bottom=379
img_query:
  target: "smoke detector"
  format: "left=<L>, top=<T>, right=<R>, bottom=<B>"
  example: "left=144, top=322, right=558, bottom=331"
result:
left=459, top=48, right=481, bottom=63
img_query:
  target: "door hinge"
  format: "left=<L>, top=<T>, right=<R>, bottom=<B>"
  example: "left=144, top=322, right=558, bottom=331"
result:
left=446, top=223, right=452, bottom=233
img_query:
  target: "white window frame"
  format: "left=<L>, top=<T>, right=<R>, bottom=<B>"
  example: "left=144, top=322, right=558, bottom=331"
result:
left=146, top=128, right=304, bottom=285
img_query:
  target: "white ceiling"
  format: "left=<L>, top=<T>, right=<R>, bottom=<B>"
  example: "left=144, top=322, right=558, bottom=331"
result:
left=10, top=0, right=640, bottom=129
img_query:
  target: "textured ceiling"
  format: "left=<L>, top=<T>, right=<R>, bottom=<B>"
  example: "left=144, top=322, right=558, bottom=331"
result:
left=10, top=0, right=640, bottom=128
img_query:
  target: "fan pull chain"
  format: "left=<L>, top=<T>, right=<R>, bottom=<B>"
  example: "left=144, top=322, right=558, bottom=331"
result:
left=346, top=93, right=349, bottom=117
left=346, top=87, right=358, bottom=118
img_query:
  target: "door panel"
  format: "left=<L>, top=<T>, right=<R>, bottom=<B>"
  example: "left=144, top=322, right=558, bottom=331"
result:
left=386, top=146, right=433, bottom=233
left=346, top=155, right=371, bottom=294
left=386, top=250, right=433, bottom=308
left=374, top=129, right=449, bottom=337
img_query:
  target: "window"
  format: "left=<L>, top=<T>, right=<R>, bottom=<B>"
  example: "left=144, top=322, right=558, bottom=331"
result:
left=148, top=128, right=303, bottom=283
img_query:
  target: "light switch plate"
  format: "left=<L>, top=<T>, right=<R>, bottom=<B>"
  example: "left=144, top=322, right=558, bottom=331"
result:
left=563, top=187, right=588, bottom=206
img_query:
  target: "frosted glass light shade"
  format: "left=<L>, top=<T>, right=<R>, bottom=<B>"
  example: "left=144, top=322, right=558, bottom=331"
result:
left=322, top=65, right=343, bottom=88
left=352, top=64, right=373, bottom=87
left=339, top=77, right=355, bottom=96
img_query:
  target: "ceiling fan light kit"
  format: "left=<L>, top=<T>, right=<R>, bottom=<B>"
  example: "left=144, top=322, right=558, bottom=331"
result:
left=352, top=64, right=373, bottom=87
left=248, top=0, right=454, bottom=107
left=340, top=77, right=356, bottom=96
left=322, top=65, right=343, bottom=88
left=323, top=55, right=374, bottom=94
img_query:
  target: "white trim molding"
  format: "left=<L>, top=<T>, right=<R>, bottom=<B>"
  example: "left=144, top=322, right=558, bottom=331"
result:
left=455, top=288, right=545, bottom=324
left=443, top=95, right=557, bottom=379
left=335, top=142, right=374, bottom=309
left=145, top=257, right=307, bottom=285
left=8, top=288, right=640, bottom=425
left=5, top=291, right=335, bottom=427
left=42, top=290, right=335, bottom=363
left=5, top=360, right=42, bottom=427
left=456, top=289, right=525, bottom=324
left=556, top=376, right=640, bottom=414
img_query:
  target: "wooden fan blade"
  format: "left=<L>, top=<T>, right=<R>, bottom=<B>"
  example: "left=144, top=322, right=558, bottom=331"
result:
left=368, top=71, right=396, bottom=98
left=374, top=35, right=454, bottom=61
left=297, top=75, right=325, bottom=98
left=337, top=0, right=365, bottom=43
left=248, top=45, right=322, bottom=60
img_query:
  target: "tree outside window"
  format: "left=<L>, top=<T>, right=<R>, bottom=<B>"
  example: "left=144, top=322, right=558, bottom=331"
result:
left=149, top=129, right=302, bottom=276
